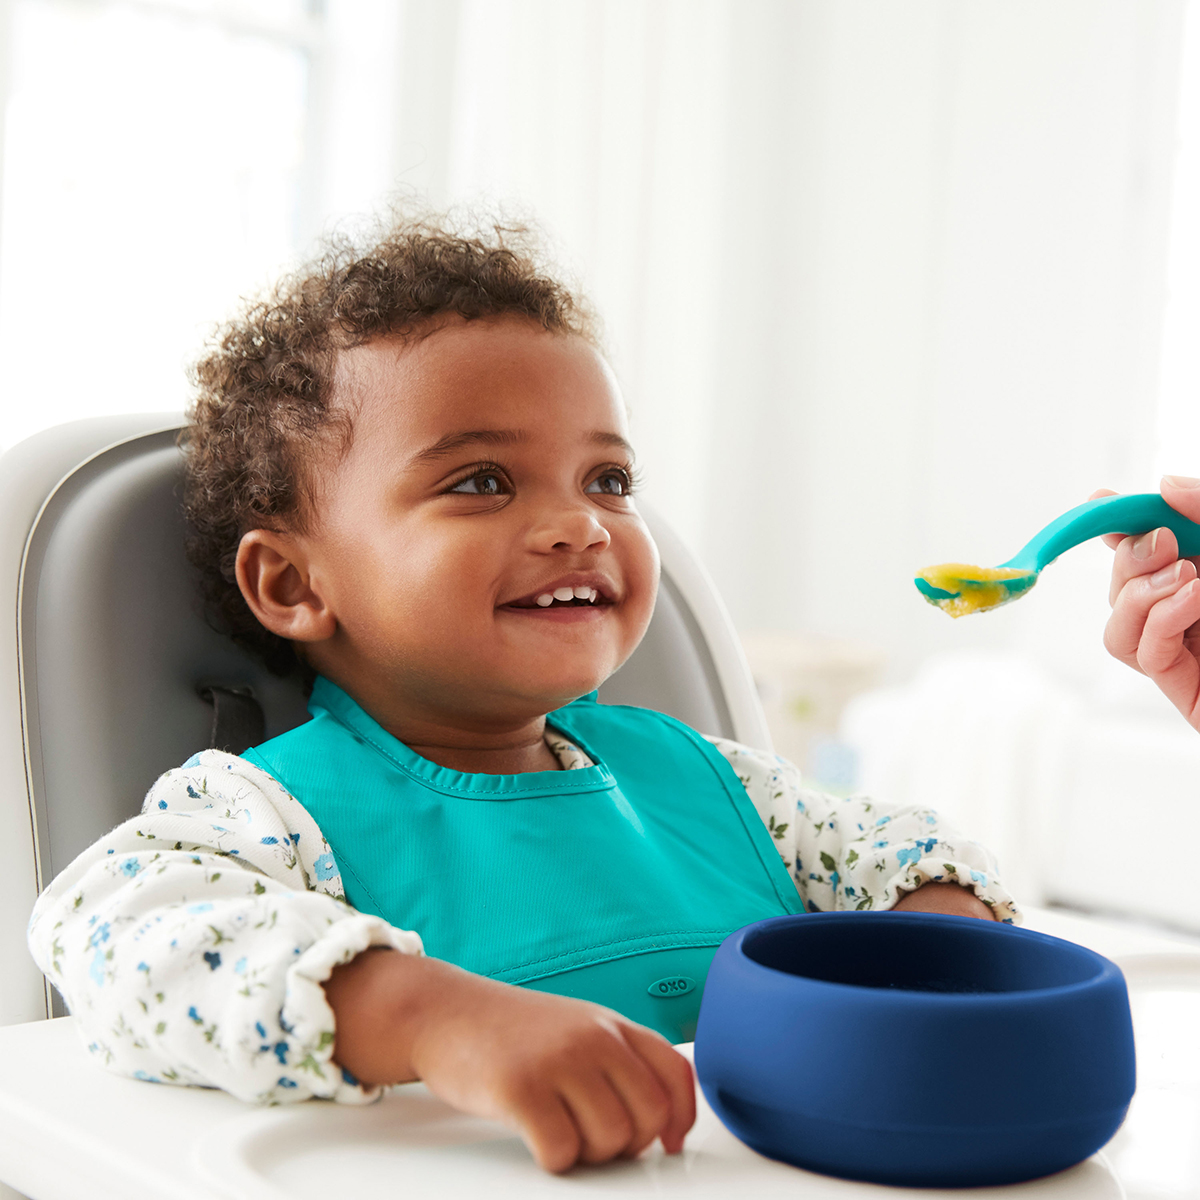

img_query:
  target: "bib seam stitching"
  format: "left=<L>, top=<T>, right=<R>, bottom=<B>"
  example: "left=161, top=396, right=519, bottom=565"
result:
left=326, top=850, right=388, bottom=916
left=243, top=748, right=389, bottom=916
left=496, top=929, right=728, bottom=975
left=347, top=720, right=616, bottom=799
left=586, top=705, right=803, bottom=915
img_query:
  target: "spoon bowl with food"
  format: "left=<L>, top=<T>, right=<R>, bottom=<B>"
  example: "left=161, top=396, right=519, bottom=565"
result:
left=916, top=493, right=1200, bottom=618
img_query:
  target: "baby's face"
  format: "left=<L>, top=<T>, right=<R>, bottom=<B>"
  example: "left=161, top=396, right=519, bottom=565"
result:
left=299, top=316, right=659, bottom=729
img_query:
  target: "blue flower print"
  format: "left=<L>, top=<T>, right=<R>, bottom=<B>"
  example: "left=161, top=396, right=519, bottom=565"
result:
left=181, top=753, right=204, bottom=769
left=120, top=858, right=143, bottom=878
left=188, top=1006, right=202, bottom=1024
left=203, top=951, right=222, bottom=970
left=277, top=1077, right=298, bottom=1089
left=186, top=785, right=201, bottom=799
left=89, top=947, right=107, bottom=987
left=260, top=837, right=278, bottom=846
left=133, top=1070, right=161, bottom=1083
left=187, top=903, right=213, bottom=915
left=255, top=1021, right=267, bottom=1039
left=970, top=869, right=988, bottom=886
left=313, top=853, right=338, bottom=882
left=273, top=1043, right=288, bottom=1065
left=157, top=800, right=168, bottom=810
left=896, top=846, right=922, bottom=869
left=915, top=838, right=937, bottom=855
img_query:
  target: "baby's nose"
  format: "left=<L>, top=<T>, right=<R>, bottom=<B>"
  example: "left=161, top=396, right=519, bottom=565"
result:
left=531, top=503, right=612, bottom=553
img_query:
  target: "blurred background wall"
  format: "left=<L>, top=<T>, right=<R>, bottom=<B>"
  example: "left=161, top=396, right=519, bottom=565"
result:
left=1, top=0, right=1199, bottom=928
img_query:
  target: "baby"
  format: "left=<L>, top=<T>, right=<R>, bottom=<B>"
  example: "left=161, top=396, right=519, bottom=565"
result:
left=28, top=216, right=1016, bottom=1173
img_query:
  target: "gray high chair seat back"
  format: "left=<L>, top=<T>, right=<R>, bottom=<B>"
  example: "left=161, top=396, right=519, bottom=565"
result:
left=0, top=416, right=770, bottom=1026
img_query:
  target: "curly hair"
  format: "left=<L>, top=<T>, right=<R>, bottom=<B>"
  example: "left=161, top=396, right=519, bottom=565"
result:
left=182, top=212, right=598, bottom=676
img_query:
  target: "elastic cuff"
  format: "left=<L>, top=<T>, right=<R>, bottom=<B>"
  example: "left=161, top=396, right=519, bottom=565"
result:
left=883, top=859, right=1022, bottom=925
left=283, top=915, right=424, bottom=1103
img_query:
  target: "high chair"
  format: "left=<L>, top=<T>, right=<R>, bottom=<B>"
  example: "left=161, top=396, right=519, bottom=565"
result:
left=0, top=416, right=1196, bottom=1199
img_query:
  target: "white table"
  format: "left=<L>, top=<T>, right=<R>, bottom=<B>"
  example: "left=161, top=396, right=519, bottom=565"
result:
left=2, top=907, right=1198, bottom=1200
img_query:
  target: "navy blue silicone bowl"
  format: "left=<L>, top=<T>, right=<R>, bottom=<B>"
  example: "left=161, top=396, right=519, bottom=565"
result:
left=694, top=912, right=1135, bottom=1188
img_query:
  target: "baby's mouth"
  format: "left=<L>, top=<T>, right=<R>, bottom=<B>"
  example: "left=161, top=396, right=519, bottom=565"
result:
left=502, top=584, right=615, bottom=610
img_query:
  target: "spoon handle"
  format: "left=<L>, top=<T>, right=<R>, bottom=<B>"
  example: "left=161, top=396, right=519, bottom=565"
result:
left=1002, top=494, right=1200, bottom=573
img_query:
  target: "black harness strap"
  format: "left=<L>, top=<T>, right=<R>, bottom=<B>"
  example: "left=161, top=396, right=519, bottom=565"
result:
left=198, top=685, right=266, bottom=755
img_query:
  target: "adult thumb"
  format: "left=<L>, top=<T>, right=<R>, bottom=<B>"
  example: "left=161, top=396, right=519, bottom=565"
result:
left=1161, top=476, right=1200, bottom=525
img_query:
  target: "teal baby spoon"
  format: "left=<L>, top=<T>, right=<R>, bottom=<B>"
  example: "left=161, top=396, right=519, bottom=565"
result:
left=915, top=493, right=1200, bottom=618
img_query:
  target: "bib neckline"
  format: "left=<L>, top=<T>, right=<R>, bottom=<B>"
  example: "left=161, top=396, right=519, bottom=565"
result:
left=308, top=676, right=616, bottom=800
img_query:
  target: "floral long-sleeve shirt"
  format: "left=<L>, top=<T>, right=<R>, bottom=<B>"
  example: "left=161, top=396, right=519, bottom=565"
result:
left=27, top=733, right=1018, bottom=1106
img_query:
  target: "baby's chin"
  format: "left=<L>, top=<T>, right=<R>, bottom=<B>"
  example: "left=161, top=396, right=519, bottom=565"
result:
left=484, top=642, right=630, bottom=705
left=511, top=670, right=614, bottom=713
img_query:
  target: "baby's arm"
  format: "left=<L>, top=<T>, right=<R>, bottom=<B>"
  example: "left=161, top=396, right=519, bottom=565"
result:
left=29, top=751, right=694, bottom=1170
left=709, top=740, right=1019, bottom=922
left=1094, top=479, right=1200, bottom=732
left=27, top=750, right=415, bottom=1104
left=323, top=949, right=694, bottom=1172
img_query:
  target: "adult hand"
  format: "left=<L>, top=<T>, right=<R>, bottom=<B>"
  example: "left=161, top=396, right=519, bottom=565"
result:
left=1093, top=477, right=1200, bottom=732
left=324, top=949, right=696, bottom=1173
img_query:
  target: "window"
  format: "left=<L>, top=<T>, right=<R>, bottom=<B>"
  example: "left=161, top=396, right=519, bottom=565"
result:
left=0, top=0, right=320, bottom=450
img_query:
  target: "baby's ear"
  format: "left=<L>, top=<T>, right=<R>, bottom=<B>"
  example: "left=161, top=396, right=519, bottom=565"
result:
left=235, top=529, right=336, bottom=643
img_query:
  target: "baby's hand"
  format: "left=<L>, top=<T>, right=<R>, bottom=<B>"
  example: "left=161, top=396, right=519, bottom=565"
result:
left=891, top=881, right=995, bottom=920
left=324, top=949, right=695, bottom=1173
left=1093, top=479, right=1200, bottom=732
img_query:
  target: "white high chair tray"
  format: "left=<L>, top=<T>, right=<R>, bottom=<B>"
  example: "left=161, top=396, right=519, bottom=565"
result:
left=1, top=907, right=1198, bottom=1200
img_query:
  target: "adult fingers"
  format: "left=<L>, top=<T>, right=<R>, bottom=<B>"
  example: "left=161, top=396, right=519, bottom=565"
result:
left=1094, top=480, right=1200, bottom=552
left=1105, top=557, right=1197, bottom=669
left=1108, top=526, right=1180, bottom=608
left=1135, top=577, right=1200, bottom=728
left=619, top=1023, right=696, bottom=1155
left=1161, top=476, right=1200, bottom=524
left=1155, top=479, right=1200, bottom=582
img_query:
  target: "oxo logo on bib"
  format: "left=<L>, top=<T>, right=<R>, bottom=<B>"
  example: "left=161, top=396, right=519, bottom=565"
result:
left=648, top=975, right=696, bottom=998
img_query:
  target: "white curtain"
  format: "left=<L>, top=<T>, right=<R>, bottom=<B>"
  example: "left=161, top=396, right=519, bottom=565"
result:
left=0, top=0, right=314, bottom=448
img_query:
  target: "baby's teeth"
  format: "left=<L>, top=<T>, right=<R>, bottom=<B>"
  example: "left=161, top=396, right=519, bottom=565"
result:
left=553, top=587, right=575, bottom=602
left=536, top=593, right=554, bottom=607
left=573, top=586, right=592, bottom=600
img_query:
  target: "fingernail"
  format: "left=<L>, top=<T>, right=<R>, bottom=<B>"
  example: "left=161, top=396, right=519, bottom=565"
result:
left=1151, top=561, right=1182, bottom=588
left=1132, top=529, right=1159, bottom=560
left=1163, top=475, right=1200, bottom=489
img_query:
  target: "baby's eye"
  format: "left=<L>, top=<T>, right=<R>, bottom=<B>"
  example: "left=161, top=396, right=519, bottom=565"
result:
left=448, top=471, right=508, bottom=496
left=586, top=469, right=633, bottom=497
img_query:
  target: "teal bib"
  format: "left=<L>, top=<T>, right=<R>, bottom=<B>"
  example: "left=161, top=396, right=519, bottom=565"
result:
left=244, top=678, right=802, bottom=1042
